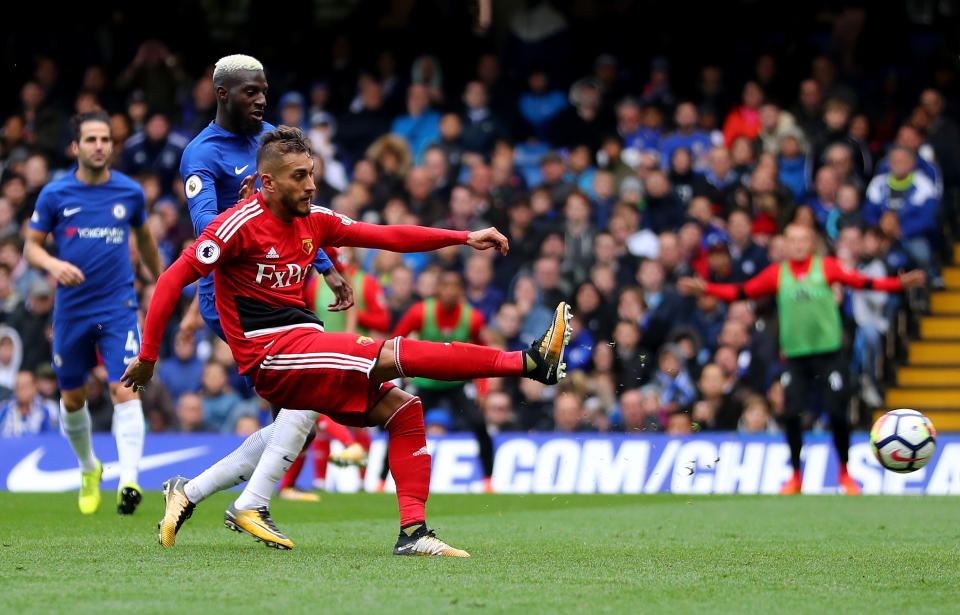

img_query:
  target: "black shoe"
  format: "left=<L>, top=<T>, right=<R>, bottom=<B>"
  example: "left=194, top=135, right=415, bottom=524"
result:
left=523, top=302, right=573, bottom=385
left=393, top=523, right=470, bottom=557
left=117, top=483, right=142, bottom=515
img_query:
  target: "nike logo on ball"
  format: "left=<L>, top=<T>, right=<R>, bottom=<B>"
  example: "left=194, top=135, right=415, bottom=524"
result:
left=890, top=450, right=926, bottom=463
left=234, top=164, right=249, bottom=175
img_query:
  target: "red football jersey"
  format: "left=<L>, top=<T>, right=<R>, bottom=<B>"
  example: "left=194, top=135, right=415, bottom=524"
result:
left=176, top=192, right=469, bottom=374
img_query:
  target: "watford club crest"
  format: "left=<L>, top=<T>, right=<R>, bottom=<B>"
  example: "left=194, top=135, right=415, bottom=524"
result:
left=301, top=238, right=314, bottom=255
left=356, top=336, right=375, bottom=346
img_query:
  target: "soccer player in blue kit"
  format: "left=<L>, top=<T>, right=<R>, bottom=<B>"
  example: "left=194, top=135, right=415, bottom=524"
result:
left=156, top=55, right=353, bottom=546
left=24, top=110, right=162, bottom=515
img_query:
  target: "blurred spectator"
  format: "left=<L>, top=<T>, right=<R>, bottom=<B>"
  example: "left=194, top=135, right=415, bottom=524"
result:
left=552, top=79, right=605, bottom=151
left=518, top=69, right=567, bottom=142
left=661, top=102, right=712, bottom=171
left=792, top=78, right=825, bottom=140
left=553, top=391, right=591, bottom=432
left=424, top=408, right=453, bottom=436
left=864, top=147, right=938, bottom=277
left=278, top=91, right=308, bottom=131
left=653, top=344, right=696, bottom=411
left=722, top=81, right=764, bottom=147
left=757, top=102, right=798, bottom=155
left=464, top=255, right=504, bottom=322
left=234, top=415, right=261, bottom=437
left=643, top=170, right=684, bottom=233
left=727, top=209, right=768, bottom=280
left=9, top=278, right=53, bottom=372
left=612, top=319, right=651, bottom=392
left=738, top=394, right=777, bottom=434
left=0, top=371, right=58, bottom=436
left=121, top=113, right=188, bottom=189
left=181, top=76, right=216, bottom=137
left=19, top=81, right=63, bottom=158
left=777, top=131, right=809, bottom=203
left=0, top=325, right=23, bottom=394
left=689, top=362, right=743, bottom=430
left=410, top=54, right=444, bottom=107
left=337, top=77, right=392, bottom=166
left=391, top=84, right=441, bottom=164
left=158, top=331, right=204, bottom=402
left=484, top=391, right=521, bottom=433
left=694, top=146, right=739, bottom=211
left=805, top=166, right=840, bottom=234
left=200, top=361, right=248, bottom=433
left=812, top=99, right=865, bottom=180
left=176, top=392, right=212, bottom=433
left=115, top=40, right=186, bottom=114
left=461, top=81, right=505, bottom=159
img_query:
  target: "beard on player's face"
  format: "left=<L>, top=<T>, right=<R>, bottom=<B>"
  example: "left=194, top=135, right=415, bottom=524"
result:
left=227, top=98, right=264, bottom=136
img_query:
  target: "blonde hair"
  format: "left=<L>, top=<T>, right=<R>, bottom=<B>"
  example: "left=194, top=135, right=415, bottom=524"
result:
left=213, top=54, right=264, bottom=86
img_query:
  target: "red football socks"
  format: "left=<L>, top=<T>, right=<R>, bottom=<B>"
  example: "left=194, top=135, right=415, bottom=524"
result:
left=385, top=396, right=431, bottom=527
left=311, top=436, right=331, bottom=482
left=395, top=338, right=523, bottom=380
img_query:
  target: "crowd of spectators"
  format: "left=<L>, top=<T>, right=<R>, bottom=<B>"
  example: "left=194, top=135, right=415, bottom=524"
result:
left=1, top=25, right=957, bottom=437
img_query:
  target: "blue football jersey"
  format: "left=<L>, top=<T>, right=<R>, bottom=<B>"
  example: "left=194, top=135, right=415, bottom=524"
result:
left=29, top=170, right=146, bottom=320
left=179, top=121, right=333, bottom=300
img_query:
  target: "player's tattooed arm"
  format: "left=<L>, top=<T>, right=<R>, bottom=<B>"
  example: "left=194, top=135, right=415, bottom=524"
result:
left=23, top=229, right=86, bottom=287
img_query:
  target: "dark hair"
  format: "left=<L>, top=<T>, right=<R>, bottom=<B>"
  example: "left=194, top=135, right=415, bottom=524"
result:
left=70, top=110, right=112, bottom=142
left=257, top=125, right=311, bottom=170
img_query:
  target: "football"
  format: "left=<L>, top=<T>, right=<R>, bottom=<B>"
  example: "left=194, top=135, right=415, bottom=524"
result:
left=870, top=409, right=938, bottom=473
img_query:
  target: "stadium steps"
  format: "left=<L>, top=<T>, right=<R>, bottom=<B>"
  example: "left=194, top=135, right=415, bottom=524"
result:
left=885, top=252, right=960, bottom=429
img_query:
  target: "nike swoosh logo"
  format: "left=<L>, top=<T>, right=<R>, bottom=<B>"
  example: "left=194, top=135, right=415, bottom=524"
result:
left=890, top=450, right=927, bottom=463
left=234, top=164, right=249, bottom=175
left=6, top=446, right=209, bottom=491
left=63, top=207, right=82, bottom=217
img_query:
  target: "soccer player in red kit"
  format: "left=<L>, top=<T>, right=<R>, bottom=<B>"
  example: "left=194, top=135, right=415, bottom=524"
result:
left=122, top=127, right=572, bottom=556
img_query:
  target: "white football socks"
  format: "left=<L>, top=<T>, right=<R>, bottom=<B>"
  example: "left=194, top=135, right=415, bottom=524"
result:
left=60, top=401, right=98, bottom=472
left=112, top=400, right=145, bottom=486
left=233, top=409, right=318, bottom=511
left=184, top=423, right=274, bottom=503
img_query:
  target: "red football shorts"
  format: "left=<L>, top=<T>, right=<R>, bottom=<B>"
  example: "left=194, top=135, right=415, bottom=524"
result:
left=251, top=331, right=394, bottom=427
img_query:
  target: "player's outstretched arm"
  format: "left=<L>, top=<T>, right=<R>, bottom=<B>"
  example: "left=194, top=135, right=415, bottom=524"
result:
left=23, top=229, right=85, bottom=287
left=317, top=207, right=509, bottom=255
left=822, top=256, right=926, bottom=291
left=120, top=256, right=202, bottom=390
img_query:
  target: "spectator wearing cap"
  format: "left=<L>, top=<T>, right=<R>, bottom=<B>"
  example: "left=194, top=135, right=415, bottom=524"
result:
left=777, top=130, right=810, bottom=203
left=660, top=102, right=712, bottom=172
left=121, top=113, right=188, bottom=190
left=391, top=84, right=441, bottom=164
left=277, top=91, right=308, bottom=131
left=0, top=371, right=58, bottom=436
left=722, top=81, right=764, bottom=148
left=9, top=278, right=53, bottom=372
left=424, top=408, right=454, bottom=436
left=704, top=234, right=736, bottom=284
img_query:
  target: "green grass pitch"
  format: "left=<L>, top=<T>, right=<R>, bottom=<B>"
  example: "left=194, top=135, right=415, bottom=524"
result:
left=0, top=492, right=957, bottom=614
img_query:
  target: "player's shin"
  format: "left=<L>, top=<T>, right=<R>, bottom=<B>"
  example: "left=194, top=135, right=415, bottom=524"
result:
left=385, top=396, right=430, bottom=528
left=60, top=400, right=98, bottom=472
left=393, top=338, right=523, bottom=381
left=184, top=424, right=274, bottom=503
left=113, top=400, right=144, bottom=486
left=233, top=409, right=319, bottom=510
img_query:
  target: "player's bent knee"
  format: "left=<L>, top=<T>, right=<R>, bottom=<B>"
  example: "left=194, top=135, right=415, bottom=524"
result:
left=372, top=337, right=402, bottom=381
left=368, top=387, right=415, bottom=427
left=109, top=382, right=138, bottom=405
left=61, top=387, right=87, bottom=412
